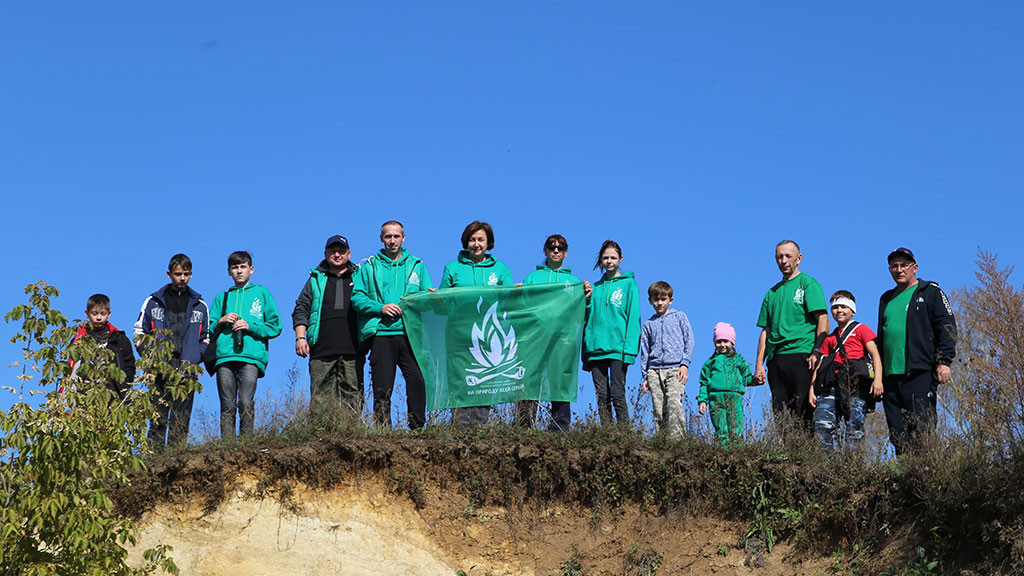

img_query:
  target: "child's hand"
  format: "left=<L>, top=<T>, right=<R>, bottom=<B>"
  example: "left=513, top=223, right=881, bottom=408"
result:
left=641, top=380, right=649, bottom=392
left=218, top=313, right=239, bottom=326
left=808, top=388, right=817, bottom=408
left=583, top=281, right=593, bottom=298
left=381, top=303, right=402, bottom=317
left=698, top=402, right=707, bottom=416
left=754, top=365, right=766, bottom=385
left=870, top=377, right=883, bottom=398
left=676, top=365, right=688, bottom=383
left=232, top=319, right=249, bottom=332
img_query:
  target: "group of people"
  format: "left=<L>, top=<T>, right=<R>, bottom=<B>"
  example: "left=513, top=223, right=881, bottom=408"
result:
left=72, top=223, right=956, bottom=455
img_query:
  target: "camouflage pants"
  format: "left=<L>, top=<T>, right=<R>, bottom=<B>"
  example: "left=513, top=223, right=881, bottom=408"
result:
left=647, top=367, right=686, bottom=437
left=813, top=391, right=867, bottom=452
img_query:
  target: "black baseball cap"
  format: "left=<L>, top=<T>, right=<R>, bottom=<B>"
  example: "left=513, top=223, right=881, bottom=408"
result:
left=325, top=235, right=350, bottom=250
left=887, top=247, right=916, bottom=263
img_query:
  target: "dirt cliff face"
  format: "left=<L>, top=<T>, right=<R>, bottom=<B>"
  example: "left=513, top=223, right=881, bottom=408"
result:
left=123, top=436, right=838, bottom=576
left=130, top=476, right=829, bottom=576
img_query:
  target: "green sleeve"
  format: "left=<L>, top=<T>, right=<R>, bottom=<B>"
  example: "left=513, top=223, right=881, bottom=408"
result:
left=439, top=264, right=455, bottom=289
left=697, top=359, right=712, bottom=404
left=209, top=293, right=225, bottom=336
left=737, top=355, right=754, bottom=387
left=351, top=265, right=382, bottom=316
left=417, top=262, right=433, bottom=292
left=756, top=292, right=770, bottom=328
left=247, top=289, right=282, bottom=340
left=622, top=279, right=642, bottom=364
left=498, top=263, right=514, bottom=286
left=804, top=276, right=828, bottom=314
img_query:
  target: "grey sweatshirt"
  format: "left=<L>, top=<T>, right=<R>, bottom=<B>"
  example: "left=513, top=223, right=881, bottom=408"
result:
left=638, top=309, right=695, bottom=373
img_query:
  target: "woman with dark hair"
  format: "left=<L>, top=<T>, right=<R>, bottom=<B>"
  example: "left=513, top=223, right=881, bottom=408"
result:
left=519, top=234, right=592, bottom=431
left=439, top=221, right=514, bottom=426
left=583, top=239, right=641, bottom=426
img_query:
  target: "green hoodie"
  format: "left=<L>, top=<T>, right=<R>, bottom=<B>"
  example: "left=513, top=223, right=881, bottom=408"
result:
left=583, top=271, right=641, bottom=365
left=351, top=248, right=433, bottom=343
left=209, top=283, right=282, bottom=376
left=696, top=352, right=755, bottom=404
left=439, top=251, right=513, bottom=288
left=522, top=264, right=581, bottom=286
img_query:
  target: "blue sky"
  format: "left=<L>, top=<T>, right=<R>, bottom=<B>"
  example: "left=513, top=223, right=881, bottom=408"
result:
left=2, top=3, right=1022, bottom=434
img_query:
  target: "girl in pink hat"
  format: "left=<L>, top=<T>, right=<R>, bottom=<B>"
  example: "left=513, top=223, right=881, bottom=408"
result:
left=697, top=322, right=757, bottom=448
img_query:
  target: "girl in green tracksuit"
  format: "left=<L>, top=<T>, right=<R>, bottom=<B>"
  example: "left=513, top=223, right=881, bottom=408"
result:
left=583, top=240, right=642, bottom=426
left=697, top=322, right=756, bottom=448
left=439, top=221, right=513, bottom=426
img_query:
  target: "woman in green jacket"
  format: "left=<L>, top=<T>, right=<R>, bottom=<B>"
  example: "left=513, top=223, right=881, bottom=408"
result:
left=583, top=240, right=641, bottom=426
left=439, top=221, right=513, bottom=426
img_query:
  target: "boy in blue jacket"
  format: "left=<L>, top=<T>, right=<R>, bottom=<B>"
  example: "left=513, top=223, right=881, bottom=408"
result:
left=134, top=254, right=209, bottom=449
left=639, top=281, right=694, bottom=437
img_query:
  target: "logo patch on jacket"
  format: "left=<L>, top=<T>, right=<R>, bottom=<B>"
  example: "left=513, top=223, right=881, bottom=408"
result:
left=610, top=288, right=624, bottom=308
left=487, top=272, right=498, bottom=286
left=191, top=310, right=204, bottom=323
left=794, top=287, right=805, bottom=305
left=250, top=298, right=263, bottom=318
left=409, top=271, right=420, bottom=286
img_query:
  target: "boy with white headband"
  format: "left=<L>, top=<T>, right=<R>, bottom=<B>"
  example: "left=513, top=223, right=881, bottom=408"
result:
left=808, top=290, right=884, bottom=451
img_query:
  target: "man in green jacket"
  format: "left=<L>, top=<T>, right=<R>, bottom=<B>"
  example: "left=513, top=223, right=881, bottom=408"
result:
left=352, top=221, right=433, bottom=429
left=292, top=235, right=362, bottom=421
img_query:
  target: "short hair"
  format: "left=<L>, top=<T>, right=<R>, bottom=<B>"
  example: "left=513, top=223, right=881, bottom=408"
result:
left=776, top=239, right=801, bottom=253
left=168, top=253, right=192, bottom=272
left=593, top=239, right=623, bottom=270
left=380, top=220, right=404, bottom=233
left=831, top=290, right=856, bottom=303
left=87, top=293, right=110, bottom=311
left=648, top=281, right=673, bottom=300
left=544, top=234, right=568, bottom=251
left=228, top=251, right=253, bottom=267
left=461, top=221, right=495, bottom=250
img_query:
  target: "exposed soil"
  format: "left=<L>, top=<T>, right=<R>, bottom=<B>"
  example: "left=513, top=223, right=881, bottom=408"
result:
left=117, top=431, right=926, bottom=575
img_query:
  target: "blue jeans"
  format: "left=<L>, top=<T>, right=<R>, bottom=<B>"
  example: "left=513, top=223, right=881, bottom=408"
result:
left=813, top=391, right=867, bottom=451
left=216, top=362, right=259, bottom=439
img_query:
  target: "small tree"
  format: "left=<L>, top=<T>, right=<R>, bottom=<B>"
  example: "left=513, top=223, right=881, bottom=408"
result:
left=0, top=282, right=198, bottom=575
left=945, top=251, right=1024, bottom=458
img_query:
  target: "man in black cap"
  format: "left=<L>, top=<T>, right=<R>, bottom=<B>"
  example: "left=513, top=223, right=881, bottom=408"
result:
left=877, top=247, right=956, bottom=454
left=292, top=235, right=363, bottom=420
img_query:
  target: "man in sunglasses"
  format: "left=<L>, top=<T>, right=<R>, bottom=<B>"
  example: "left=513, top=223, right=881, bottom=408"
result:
left=876, top=247, right=957, bottom=454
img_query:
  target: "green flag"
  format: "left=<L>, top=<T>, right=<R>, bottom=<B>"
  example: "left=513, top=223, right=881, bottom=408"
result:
left=402, top=282, right=586, bottom=410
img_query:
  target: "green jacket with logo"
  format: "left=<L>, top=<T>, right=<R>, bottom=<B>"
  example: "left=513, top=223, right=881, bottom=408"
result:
left=439, top=251, right=513, bottom=288
left=209, top=283, right=282, bottom=376
left=697, top=352, right=755, bottom=404
left=522, top=264, right=582, bottom=286
left=352, top=248, right=433, bottom=344
left=583, top=271, right=642, bottom=365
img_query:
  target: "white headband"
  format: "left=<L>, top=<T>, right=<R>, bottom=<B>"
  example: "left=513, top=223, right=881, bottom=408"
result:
left=831, top=297, right=856, bottom=313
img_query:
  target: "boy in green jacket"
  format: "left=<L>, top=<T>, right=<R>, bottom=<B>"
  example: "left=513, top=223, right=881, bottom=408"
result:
left=697, top=322, right=756, bottom=448
left=210, top=251, right=282, bottom=439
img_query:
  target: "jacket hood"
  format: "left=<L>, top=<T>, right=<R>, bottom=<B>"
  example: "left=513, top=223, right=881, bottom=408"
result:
left=535, top=264, right=574, bottom=273
left=596, top=270, right=635, bottom=284
left=649, top=308, right=682, bottom=321
left=457, top=250, right=497, bottom=267
left=313, top=260, right=357, bottom=276
left=372, top=248, right=418, bottom=266
left=152, top=284, right=203, bottom=304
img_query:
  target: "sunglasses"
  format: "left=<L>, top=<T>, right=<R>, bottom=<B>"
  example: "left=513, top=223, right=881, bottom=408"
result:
left=545, top=244, right=567, bottom=252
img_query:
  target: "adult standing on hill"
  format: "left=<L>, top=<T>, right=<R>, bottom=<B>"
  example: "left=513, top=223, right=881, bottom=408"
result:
left=292, top=235, right=362, bottom=421
left=754, top=240, right=829, bottom=428
left=877, top=248, right=956, bottom=454
left=352, top=221, right=433, bottom=430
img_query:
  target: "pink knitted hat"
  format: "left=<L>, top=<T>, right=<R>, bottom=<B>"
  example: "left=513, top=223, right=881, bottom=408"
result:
left=713, top=322, right=736, bottom=345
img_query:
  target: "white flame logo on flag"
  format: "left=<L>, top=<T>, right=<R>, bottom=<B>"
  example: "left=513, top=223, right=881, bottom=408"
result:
left=465, top=297, right=525, bottom=386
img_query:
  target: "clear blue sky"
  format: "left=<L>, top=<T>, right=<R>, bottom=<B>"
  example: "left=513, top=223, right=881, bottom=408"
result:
left=2, top=3, right=1022, bottom=434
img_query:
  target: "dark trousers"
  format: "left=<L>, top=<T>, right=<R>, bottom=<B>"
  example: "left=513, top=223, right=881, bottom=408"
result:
left=515, top=400, right=571, bottom=432
left=216, top=362, right=259, bottom=439
left=369, top=335, right=426, bottom=430
left=147, top=370, right=196, bottom=449
left=589, top=359, right=629, bottom=425
left=883, top=370, right=937, bottom=454
left=767, top=353, right=814, bottom=427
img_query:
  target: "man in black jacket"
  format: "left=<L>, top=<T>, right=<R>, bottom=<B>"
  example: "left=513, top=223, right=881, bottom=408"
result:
left=877, top=247, right=956, bottom=454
